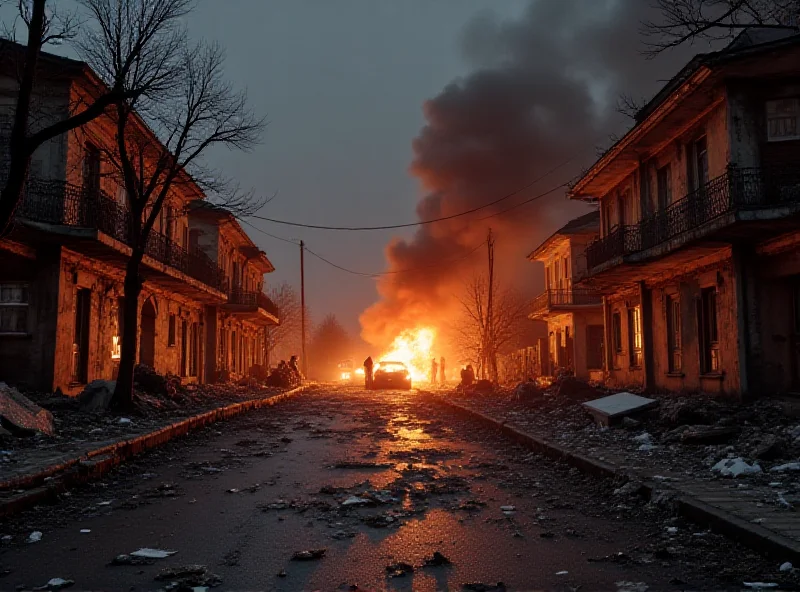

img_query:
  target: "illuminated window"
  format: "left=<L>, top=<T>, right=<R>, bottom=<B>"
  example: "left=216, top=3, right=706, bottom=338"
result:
left=628, top=307, right=643, bottom=368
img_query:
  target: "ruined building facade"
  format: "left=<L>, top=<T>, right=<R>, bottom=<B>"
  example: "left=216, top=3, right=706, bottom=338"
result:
left=569, top=32, right=800, bottom=399
left=0, top=47, right=279, bottom=394
left=528, top=211, right=603, bottom=381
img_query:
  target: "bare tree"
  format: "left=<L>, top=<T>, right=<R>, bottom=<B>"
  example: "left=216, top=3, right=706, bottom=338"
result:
left=450, top=274, right=530, bottom=382
left=0, top=0, right=191, bottom=237
left=616, top=93, right=649, bottom=121
left=309, top=314, right=351, bottom=380
left=642, top=0, right=799, bottom=56
left=265, top=282, right=305, bottom=365
left=78, top=0, right=265, bottom=408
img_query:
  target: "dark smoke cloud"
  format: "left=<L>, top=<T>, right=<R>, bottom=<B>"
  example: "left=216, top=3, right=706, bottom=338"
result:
left=360, top=0, right=697, bottom=347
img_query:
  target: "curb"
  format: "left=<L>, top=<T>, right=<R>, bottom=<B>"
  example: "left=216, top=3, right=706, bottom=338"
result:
left=422, top=392, right=800, bottom=563
left=0, top=384, right=311, bottom=518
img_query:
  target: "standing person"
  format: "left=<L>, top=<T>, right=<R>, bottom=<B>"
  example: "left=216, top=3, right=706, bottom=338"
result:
left=363, top=356, right=374, bottom=390
left=288, top=355, right=302, bottom=385
left=465, top=364, right=475, bottom=386
left=430, top=358, right=438, bottom=385
left=440, top=356, right=446, bottom=386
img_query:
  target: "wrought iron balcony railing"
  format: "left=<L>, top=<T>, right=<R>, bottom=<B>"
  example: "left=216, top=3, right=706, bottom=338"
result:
left=531, top=288, right=602, bottom=316
left=16, top=178, right=227, bottom=292
left=228, top=286, right=281, bottom=320
left=586, top=167, right=800, bottom=270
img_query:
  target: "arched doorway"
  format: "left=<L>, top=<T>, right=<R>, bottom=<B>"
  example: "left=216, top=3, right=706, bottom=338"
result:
left=139, top=298, right=157, bottom=367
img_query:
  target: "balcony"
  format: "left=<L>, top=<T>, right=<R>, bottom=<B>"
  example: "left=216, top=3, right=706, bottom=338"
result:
left=586, top=167, right=800, bottom=273
left=530, top=288, right=602, bottom=319
left=16, top=179, right=227, bottom=299
left=223, top=286, right=280, bottom=325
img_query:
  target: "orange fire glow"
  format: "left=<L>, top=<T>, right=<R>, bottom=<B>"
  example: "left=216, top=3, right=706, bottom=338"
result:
left=379, top=327, right=436, bottom=382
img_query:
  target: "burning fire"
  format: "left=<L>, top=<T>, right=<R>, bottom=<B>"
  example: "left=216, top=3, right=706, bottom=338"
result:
left=379, top=327, right=436, bottom=382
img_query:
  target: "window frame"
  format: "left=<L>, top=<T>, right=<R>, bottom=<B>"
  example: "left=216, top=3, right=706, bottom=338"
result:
left=612, top=311, right=623, bottom=355
left=666, top=294, right=682, bottom=373
left=0, top=283, right=29, bottom=335
left=699, top=287, right=720, bottom=374
left=766, top=97, right=800, bottom=142
left=628, top=306, right=643, bottom=369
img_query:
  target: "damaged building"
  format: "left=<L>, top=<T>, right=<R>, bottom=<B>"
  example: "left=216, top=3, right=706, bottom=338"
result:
left=0, top=45, right=279, bottom=394
left=568, top=31, right=800, bottom=399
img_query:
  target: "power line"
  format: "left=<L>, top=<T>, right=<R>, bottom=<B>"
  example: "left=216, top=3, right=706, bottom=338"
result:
left=246, top=159, right=573, bottom=231
left=239, top=218, right=488, bottom=278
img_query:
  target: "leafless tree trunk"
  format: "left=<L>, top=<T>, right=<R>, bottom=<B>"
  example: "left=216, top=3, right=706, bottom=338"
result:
left=0, top=0, right=177, bottom=236
left=265, top=282, right=307, bottom=365
left=77, top=0, right=266, bottom=408
left=450, top=274, right=530, bottom=383
left=642, top=0, right=799, bottom=56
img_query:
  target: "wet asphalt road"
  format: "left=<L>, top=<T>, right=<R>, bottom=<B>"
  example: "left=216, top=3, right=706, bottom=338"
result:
left=0, top=386, right=788, bottom=591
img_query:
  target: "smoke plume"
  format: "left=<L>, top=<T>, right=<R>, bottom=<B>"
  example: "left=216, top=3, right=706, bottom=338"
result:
left=360, top=0, right=695, bottom=348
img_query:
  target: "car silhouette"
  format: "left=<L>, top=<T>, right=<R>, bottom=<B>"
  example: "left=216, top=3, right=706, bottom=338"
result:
left=372, top=361, right=412, bottom=390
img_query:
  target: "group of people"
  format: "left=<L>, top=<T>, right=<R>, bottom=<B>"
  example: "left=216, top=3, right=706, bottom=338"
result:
left=266, top=355, right=303, bottom=388
left=430, top=357, right=446, bottom=385
left=459, top=364, right=476, bottom=387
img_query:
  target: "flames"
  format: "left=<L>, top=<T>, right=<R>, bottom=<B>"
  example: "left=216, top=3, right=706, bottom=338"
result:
left=379, top=327, right=436, bottom=382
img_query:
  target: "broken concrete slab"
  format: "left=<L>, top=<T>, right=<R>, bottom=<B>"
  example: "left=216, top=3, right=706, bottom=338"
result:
left=582, top=392, right=658, bottom=427
left=78, top=380, right=116, bottom=412
left=0, top=382, right=54, bottom=436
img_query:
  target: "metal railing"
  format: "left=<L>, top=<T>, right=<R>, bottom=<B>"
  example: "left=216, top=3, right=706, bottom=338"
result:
left=531, top=288, right=602, bottom=316
left=586, top=167, right=800, bottom=270
left=228, top=286, right=281, bottom=320
left=17, top=179, right=227, bottom=292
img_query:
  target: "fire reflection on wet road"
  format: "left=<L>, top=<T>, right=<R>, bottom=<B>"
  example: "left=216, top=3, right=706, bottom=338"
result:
left=0, top=386, right=778, bottom=591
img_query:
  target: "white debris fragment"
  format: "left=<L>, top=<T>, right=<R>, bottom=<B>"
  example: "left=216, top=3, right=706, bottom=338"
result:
left=616, top=582, right=649, bottom=592
left=712, top=458, right=762, bottom=478
left=97, top=501, right=112, bottom=506
left=769, top=482, right=782, bottom=487
left=130, top=548, right=176, bottom=559
left=118, top=417, right=132, bottom=424
left=500, top=505, right=516, bottom=512
left=341, top=496, right=370, bottom=507
left=743, top=583, right=779, bottom=589
left=34, top=578, right=74, bottom=591
left=79, top=529, right=91, bottom=534
left=632, top=432, right=653, bottom=445
left=770, top=462, right=800, bottom=473
left=27, top=531, right=42, bottom=543
left=780, top=562, right=793, bottom=572
left=556, top=571, right=568, bottom=575
left=777, top=493, right=792, bottom=509
left=665, top=526, right=678, bottom=534
left=638, top=444, right=655, bottom=452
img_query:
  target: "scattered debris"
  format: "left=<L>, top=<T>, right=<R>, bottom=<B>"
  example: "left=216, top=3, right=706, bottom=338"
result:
left=386, top=562, right=414, bottom=577
left=712, top=458, right=762, bottom=478
left=583, top=392, right=658, bottom=426
left=154, top=564, right=222, bottom=588
left=78, top=380, right=116, bottom=412
left=33, top=577, right=74, bottom=591
left=27, top=531, right=42, bottom=543
left=500, top=505, right=516, bottom=514
left=130, top=548, right=177, bottom=559
left=613, top=481, right=641, bottom=497
left=79, top=529, right=90, bottom=534
left=291, top=549, right=326, bottom=561
left=462, top=583, right=506, bottom=591
left=770, top=462, right=800, bottom=473
left=742, top=584, right=779, bottom=589
left=0, top=382, right=55, bottom=436
left=424, top=552, right=451, bottom=566
left=680, top=426, right=740, bottom=445
left=556, top=571, right=569, bottom=576
left=341, top=496, right=372, bottom=507
left=117, top=417, right=132, bottom=425
left=780, top=562, right=793, bottom=572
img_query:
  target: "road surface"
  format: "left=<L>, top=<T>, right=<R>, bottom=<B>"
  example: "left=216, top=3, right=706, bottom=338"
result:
left=0, top=386, right=786, bottom=591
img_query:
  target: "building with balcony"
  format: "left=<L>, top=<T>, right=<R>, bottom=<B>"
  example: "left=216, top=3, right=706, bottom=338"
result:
left=570, top=30, right=800, bottom=398
left=528, top=211, right=603, bottom=380
left=0, top=44, right=279, bottom=394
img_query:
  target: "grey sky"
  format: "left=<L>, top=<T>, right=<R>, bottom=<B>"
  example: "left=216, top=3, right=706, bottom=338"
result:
left=185, top=1, right=532, bottom=337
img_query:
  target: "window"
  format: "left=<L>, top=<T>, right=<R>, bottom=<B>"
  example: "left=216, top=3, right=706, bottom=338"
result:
left=189, top=322, right=198, bottom=377
left=767, top=98, right=800, bottom=142
left=666, top=295, right=681, bottom=373
left=628, top=307, right=643, bottom=368
left=231, top=330, right=237, bottom=372
left=657, top=164, right=672, bottom=211
left=699, top=287, right=720, bottom=373
left=112, top=297, right=124, bottom=360
left=168, top=314, right=176, bottom=347
left=0, top=283, right=28, bottom=334
left=690, top=137, right=709, bottom=191
left=612, top=312, right=622, bottom=354
left=83, top=142, right=101, bottom=195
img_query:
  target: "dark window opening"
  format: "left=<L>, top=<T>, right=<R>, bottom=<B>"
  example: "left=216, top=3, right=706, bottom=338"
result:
left=612, top=312, right=622, bottom=354
left=699, top=287, right=720, bottom=373
left=667, top=295, right=681, bottom=372
left=168, top=314, right=176, bottom=347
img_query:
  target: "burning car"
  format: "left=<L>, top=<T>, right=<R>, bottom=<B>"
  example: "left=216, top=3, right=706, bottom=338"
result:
left=373, top=361, right=412, bottom=390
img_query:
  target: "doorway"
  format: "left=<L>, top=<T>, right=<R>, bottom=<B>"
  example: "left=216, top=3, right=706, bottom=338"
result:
left=586, top=324, right=605, bottom=371
left=140, top=299, right=156, bottom=368
left=72, top=288, right=91, bottom=384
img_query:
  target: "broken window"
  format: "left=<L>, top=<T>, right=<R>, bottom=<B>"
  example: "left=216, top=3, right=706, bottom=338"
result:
left=666, top=295, right=681, bottom=373
left=767, top=98, right=800, bottom=142
left=699, top=287, right=720, bottom=373
left=628, top=306, right=643, bottom=368
left=168, top=314, right=176, bottom=347
left=0, top=283, right=28, bottom=334
left=612, top=311, right=622, bottom=354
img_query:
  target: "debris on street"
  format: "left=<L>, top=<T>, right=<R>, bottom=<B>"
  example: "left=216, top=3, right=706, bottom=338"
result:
left=291, top=549, right=326, bottom=561
left=0, top=382, right=54, bottom=436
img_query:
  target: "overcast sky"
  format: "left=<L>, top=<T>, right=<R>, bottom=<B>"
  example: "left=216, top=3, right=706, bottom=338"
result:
left=185, top=0, right=533, bottom=337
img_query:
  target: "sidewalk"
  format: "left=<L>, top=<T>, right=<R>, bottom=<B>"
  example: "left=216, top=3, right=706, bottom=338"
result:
left=0, top=384, right=311, bottom=517
left=424, top=389, right=800, bottom=562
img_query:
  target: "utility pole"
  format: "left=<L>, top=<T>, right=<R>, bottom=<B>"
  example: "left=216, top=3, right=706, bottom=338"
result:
left=300, top=240, right=307, bottom=377
left=486, top=228, right=495, bottom=381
